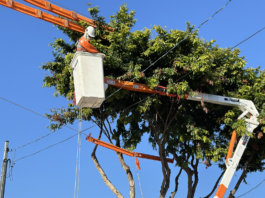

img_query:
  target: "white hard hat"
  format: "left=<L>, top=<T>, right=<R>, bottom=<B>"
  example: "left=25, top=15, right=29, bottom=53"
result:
left=85, top=26, right=95, bottom=38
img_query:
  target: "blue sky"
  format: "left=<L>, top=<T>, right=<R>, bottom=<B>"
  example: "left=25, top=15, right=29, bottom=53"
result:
left=0, top=0, right=265, bottom=198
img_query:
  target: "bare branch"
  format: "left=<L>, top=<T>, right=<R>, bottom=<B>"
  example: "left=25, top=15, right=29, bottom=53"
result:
left=115, top=137, right=135, bottom=198
left=106, top=117, right=114, bottom=135
left=165, top=99, right=175, bottom=126
left=169, top=168, right=183, bottom=198
left=167, top=102, right=184, bottom=127
left=203, top=170, right=225, bottom=198
left=91, top=123, right=124, bottom=198
left=154, top=107, right=165, bottom=126
left=191, top=158, right=199, bottom=198
left=145, top=114, right=160, bottom=142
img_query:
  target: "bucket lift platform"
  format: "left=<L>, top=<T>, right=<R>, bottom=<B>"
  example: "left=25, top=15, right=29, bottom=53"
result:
left=70, top=51, right=106, bottom=108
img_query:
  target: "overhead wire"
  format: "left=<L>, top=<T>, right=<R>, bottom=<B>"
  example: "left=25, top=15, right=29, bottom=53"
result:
left=91, top=0, right=233, bottom=109
left=232, top=26, right=265, bottom=49
left=0, top=96, right=93, bottom=138
left=15, top=133, right=78, bottom=162
left=13, top=125, right=96, bottom=162
left=14, top=129, right=63, bottom=150
left=236, top=179, right=265, bottom=198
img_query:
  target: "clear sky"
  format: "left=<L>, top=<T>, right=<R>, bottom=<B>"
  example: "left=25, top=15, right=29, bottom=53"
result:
left=0, top=0, right=265, bottom=198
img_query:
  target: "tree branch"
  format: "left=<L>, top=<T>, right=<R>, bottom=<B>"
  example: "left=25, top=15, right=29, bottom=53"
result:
left=154, top=107, right=165, bottom=126
left=91, top=122, right=124, bottom=198
left=169, top=168, right=183, bottom=198
left=115, top=137, right=135, bottom=198
left=106, top=117, right=114, bottom=135
left=191, top=158, right=199, bottom=198
left=203, top=170, right=225, bottom=198
left=145, top=114, right=160, bottom=142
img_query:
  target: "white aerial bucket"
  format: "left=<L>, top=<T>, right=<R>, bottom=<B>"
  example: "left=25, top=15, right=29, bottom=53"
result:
left=70, top=51, right=106, bottom=108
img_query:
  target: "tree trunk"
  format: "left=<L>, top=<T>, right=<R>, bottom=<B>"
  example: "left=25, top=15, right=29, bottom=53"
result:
left=116, top=152, right=135, bottom=198
left=226, top=149, right=256, bottom=198
left=186, top=168, right=194, bottom=198
left=91, top=127, right=124, bottom=198
left=115, top=137, right=135, bottom=198
left=170, top=168, right=183, bottom=198
left=158, top=144, right=171, bottom=198
left=91, top=151, right=124, bottom=198
left=190, top=159, right=199, bottom=198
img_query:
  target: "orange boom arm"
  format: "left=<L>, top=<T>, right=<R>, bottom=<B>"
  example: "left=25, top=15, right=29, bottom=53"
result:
left=0, top=0, right=85, bottom=33
left=23, top=0, right=93, bottom=24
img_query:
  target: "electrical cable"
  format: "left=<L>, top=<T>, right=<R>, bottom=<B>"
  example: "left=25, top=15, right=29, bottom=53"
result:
left=232, top=26, right=265, bottom=49
left=236, top=179, right=265, bottom=198
left=14, top=129, right=62, bottom=150
left=0, top=96, right=94, bottom=138
left=91, top=0, right=232, bottom=109
left=15, top=133, right=79, bottom=162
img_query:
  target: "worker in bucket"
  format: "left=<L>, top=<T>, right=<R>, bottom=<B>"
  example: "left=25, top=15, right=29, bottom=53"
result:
left=76, top=26, right=99, bottom=53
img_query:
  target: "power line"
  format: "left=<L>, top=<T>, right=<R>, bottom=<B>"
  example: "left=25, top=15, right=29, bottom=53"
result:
left=232, top=26, right=265, bottom=49
left=0, top=96, right=93, bottom=133
left=0, top=96, right=46, bottom=118
left=236, top=179, right=265, bottom=198
left=15, top=130, right=60, bottom=150
left=0, top=96, right=98, bottom=153
left=14, top=124, right=95, bottom=151
left=92, top=0, right=232, bottom=108
left=15, top=133, right=78, bottom=162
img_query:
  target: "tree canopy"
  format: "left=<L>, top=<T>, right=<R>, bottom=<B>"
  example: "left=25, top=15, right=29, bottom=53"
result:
left=41, top=4, right=265, bottom=198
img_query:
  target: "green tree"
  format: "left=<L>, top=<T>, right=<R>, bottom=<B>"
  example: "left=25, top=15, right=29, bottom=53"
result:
left=41, top=4, right=265, bottom=198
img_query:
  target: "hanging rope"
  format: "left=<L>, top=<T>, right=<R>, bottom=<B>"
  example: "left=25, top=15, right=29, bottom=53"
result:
left=74, top=109, right=82, bottom=198
left=134, top=155, right=144, bottom=198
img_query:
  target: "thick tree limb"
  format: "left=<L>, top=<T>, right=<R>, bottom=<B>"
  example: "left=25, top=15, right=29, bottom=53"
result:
left=159, top=144, right=171, bottom=198
left=115, top=137, right=135, bottom=198
left=91, top=124, right=124, bottom=198
left=154, top=107, right=166, bottom=126
left=191, top=158, right=199, bottom=198
left=169, top=168, right=183, bottom=198
left=203, top=170, right=225, bottom=198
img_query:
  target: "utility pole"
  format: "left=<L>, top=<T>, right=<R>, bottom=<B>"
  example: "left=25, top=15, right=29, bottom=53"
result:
left=0, top=141, right=9, bottom=198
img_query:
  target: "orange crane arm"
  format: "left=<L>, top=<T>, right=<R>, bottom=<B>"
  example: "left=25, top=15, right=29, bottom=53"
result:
left=23, top=0, right=113, bottom=31
left=104, top=78, right=182, bottom=98
left=226, top=130, right=237, bottom=162
left=0, top=0, right=85, bottom=33
left=23, top=0, right=93, bottom=24
left=86, top=134, right=174, bottom=164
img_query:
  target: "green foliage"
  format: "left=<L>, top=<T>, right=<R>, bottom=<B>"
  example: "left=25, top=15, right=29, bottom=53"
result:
left=41, top=3, right=265, bottom=193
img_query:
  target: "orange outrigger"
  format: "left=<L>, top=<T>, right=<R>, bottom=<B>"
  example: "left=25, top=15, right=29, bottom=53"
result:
left=86, top=133, right=174, bottom=170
